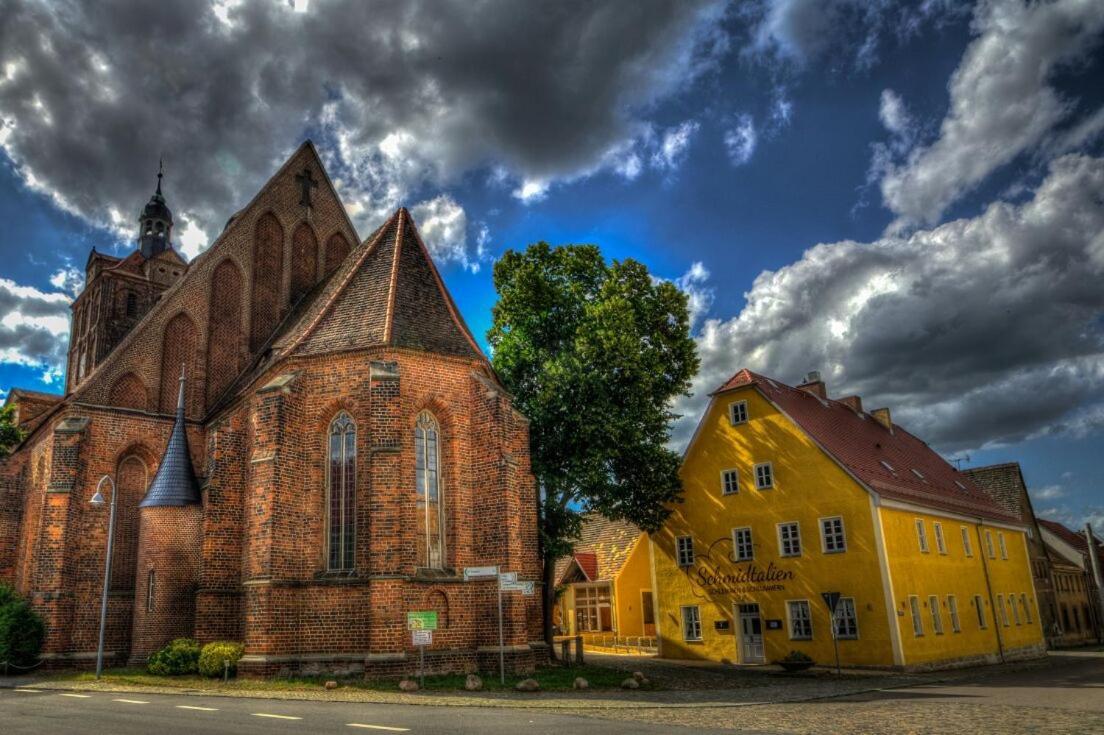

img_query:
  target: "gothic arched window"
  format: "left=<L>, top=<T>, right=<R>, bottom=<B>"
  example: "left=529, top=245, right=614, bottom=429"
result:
left=126, top=291, right=137, bottom=317
left=415, top=412, right=445, bottom=569
left=327, top=412, right=356, bottom=571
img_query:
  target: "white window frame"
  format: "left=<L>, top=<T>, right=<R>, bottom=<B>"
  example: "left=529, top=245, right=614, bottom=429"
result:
left=974, top=594, right=987, bottom=629
left=961, top=526, right=973, bottom=557
left=933, top=522, right=947, bottom=554
left=1010, top=594, right=1021, bottom=625
left=754, top=462, right=774, bottom=489
left=732, top=526, right=754, bottom=561
left=681, top=605, right=702, bottom=642
left=909, top=595, right=924, bottom=637
left=787, top=599, right=813, bottom=640
left=778, top=521, right=802, bottom=557
left=833, top=597, right=859, bottom=640
left=929, top=595, right=943, bottom=635
left=820, top=516, right=846, bottom=554
left=996, top=594, right=1009, bottom=627
left=948, top=594, right=961, bottom=633
left=1021, top=593, right=1033, bottom=624
left=676, top=535, right=695, bottom=567
left=916, top=519, right=929, bottom=553
left=985, top=530, right=995, bottom=559
left=729, top=400, right=749, bottom=426
left=721, top=468, right=740, bottom=496
left=998, top=532, right=1008, bottom=560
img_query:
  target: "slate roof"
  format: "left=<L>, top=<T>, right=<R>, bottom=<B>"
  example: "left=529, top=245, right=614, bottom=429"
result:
left=711, top=370, right=1021, bottom=525
left=554, top=514, right=644, bottom=585
left=139, top=371, right=200, bottom=507
left=963, top=463, right=1029, bottom=521
left=1038, top=518, right=1103, bottom=555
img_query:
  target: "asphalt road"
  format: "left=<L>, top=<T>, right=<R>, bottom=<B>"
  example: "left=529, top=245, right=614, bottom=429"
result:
left=0, top=686, right=732, bottom=735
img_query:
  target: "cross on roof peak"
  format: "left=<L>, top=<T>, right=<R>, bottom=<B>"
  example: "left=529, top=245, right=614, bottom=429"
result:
left=296, top=166, right=319, bottom=207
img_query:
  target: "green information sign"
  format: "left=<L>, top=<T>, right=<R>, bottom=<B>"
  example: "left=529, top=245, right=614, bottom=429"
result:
left=407, top=611, right=438, bottom=631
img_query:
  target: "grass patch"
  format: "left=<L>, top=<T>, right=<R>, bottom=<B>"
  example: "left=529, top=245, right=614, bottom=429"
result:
left=45, top=663, right=647, bottom=693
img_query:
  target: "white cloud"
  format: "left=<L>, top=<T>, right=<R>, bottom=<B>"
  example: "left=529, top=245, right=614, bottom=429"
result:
left=878, top=89, right=912, bottom=139
left=675, top=261, right=715, bottom=328
left=651, top=120, right=701, bottom=171
left=724, top=114, right=758, bottom=166
left=49, top=265, right=83, bottom=298
left=674, top=153, right=1104, bottom=452
left=0, top=277, right=71, bottom=384
left=878, top=0, right=1104, bottom=228
left=409, top=195, right=487, bottom=274
left=1032, top=484, right=1065, bottom=501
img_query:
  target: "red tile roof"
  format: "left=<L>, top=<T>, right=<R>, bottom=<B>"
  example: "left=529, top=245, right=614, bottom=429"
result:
left=572, top=552, right=598, bottom=581
left=712, top=370, right=1021, bottom=525
left=1038, top=518, right=1103, bottom=553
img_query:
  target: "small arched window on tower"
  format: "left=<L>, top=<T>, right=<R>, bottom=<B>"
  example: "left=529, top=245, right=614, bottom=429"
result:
left=156, top=221, right=164, bottom=238
left=126, top=291, right=137, bottom=317
left=145, top=219, right=153, bottom=235
left=415, top=411, right=445, bottom=569
left=327, top=412, right=356, bottom=571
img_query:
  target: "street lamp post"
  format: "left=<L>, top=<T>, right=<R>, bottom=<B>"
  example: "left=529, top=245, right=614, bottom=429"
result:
left=90, top=475, right=117, bottom=679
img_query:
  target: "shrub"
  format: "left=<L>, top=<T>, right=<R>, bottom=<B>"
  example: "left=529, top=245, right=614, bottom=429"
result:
left=780, top=650, right=813, bottom=663
left=147, top=638, right=201, bottom=676
left=198, top=641, right=244, bottom=678
left=0, top=585, right=45, bottom=668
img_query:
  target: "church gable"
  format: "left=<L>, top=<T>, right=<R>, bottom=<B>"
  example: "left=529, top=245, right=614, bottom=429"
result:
left=72, top=141, right=360, bottom=417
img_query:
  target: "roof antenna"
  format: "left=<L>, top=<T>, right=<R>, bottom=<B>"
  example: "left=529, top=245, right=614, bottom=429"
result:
left=950, top=455, right=971, bottom=470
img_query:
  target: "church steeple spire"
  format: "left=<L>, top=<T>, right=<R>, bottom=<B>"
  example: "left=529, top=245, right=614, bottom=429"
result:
left=138, top=158, right=174, bottom=259
left=139, top=366, right=201, bottom=507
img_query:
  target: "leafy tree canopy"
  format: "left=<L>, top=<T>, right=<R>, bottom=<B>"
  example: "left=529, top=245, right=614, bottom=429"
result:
left=0, top=405, right=24, bottom=459
left=488, top=242, right=699, bottom=564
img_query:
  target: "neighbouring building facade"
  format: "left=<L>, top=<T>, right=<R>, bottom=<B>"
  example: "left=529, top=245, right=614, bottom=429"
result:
left=0, top=142, right=545, bottom=676
left=652, top=370, right=1046, bottom=670
left=553, top=514, right=654, bottom=649
left=1037, top=519, right=1103, bottom=646
left=963, top=462, right=1061, bottom=645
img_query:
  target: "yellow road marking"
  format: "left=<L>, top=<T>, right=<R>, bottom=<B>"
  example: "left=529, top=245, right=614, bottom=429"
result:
left=252, top=713, right=303, bottom=720
left=176, top=705, right=219, bottom=711
left=113, top=698, right=149, bottom=704
left=59, top=693, right=92, bottom=698
left=347, top=725, right=411, bottom=732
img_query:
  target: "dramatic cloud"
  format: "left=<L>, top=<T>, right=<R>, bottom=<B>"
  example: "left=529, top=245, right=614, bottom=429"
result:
left=724, top=114, right=758, bottom=166
left=651, top=121, right=701, bottom=172
left=674, top=153, right=1104, bottom=453
left=409, top=195, right=486, bottom=274
left=0, top=0, right=728, bottom=269
left=878, top=89, right=913, bottom=140
left=674, top=261, right=715, bottom=328
left=878, top=0, right=1104, bottom=227
left=0, top=277, right=71, bottom=384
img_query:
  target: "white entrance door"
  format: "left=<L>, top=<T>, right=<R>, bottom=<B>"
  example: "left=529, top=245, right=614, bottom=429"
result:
left=737, top=603, right=765, bottom=663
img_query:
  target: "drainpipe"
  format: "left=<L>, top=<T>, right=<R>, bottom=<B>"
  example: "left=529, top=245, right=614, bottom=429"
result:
left=977, top=522, right=1005, bottom=663
left=1085, top=524, right=1104, bottom=643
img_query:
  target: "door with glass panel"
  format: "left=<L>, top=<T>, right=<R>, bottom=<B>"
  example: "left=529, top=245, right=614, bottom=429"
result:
left=737, top=603, right=765, bottom=663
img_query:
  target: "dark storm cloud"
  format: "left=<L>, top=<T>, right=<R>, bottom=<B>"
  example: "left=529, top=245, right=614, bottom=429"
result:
left=678, top=153, right=1104, bottom=453
left=0, top=0, right=728, bottom=253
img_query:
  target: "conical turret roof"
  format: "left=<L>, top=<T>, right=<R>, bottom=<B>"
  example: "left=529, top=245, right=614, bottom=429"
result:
left=140, top=368, right=200, bottom=507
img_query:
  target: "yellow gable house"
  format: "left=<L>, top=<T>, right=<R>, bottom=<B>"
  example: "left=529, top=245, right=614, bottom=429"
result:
left=652, top=370, right=1046, bottom=670
left=554, top=515, right=655, bottom=649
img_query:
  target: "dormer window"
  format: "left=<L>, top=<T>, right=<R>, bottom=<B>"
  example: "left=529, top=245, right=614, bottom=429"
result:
left=729, top=400, right=748, bottom=426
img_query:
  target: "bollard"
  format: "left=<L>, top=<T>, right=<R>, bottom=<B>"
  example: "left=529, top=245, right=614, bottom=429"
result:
left=574, top=635, right=584, bottom=665
left=223, top=659, right=229, bottom=683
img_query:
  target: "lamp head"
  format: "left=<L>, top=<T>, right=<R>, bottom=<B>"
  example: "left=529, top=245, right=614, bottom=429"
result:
left=90, top=490, right=105, bottom=506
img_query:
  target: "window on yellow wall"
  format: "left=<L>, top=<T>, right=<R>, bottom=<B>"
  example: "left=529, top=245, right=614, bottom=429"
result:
left=681, top=605, right=702, bottom=641
left=733, top=527, right=754, bottom=561
left=676, top=535, right=695, bottom=567
left=1010, top=594, right=1021, bottom=625
left=778, top=522, right=802, bottom=557
left=961, top=527, right=974, bottom=557
left=834, top=597, right=859, bottom=639
left=985, top=530, right=996, bottom=559
left=787, top=600, right=812, bottom=640
left=996, top=595, right=1009, bottom=627
left=729, top=400, right=748, bottom=425
left=1021, top=594, right=1032, bottom=624
left=974, top=595, right=987, bottom=629
left=820, top=517, right=846, bottom=553
left=909, top=596, right=924, bottom=637
left=948, top=595, right=961, bottom=632
left=754, top=462, right=774, bottom=489
left=929, top=595, right=943, bottom=635
left=916, top=520, right=929, bottom=553
left=998, top=532, right=1008, bottom=559
left=721, top=469, right=740, bottom=496
left=933, top=522, right=947, bottom=554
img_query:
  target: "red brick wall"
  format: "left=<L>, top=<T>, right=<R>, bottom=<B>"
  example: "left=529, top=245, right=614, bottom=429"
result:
left=324, top=232, right=351, bottom=278
left=205, top=259, right=245, bottom=408
left=158, top=312, right=198, bottom=413
left=290, top=223, right=318, bottom=304
left=250, top=213, right=285, bottom=352
left=108, top=372, right=149, bottom=411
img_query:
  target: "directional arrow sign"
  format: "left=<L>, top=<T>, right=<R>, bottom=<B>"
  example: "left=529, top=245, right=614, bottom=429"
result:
left=463, top=566, right=498, bottom=580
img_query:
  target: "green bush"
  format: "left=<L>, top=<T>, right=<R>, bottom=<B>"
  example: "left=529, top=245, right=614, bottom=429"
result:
left=0, top=585, right=45, bottom=668
left=147, top=638, right=201, bottom=676
left=780, top=650, right=814, bottom=663
left=198, top=641, right=244, bottom=678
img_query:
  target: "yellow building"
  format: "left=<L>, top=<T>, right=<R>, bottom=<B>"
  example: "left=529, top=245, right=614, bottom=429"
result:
left=553, top=514, right=655, bottom=648
left=652, top=369, right=1046, bottom=670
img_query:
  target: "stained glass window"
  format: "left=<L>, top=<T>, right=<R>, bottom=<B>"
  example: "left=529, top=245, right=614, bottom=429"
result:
left=327, top=412, right=356, bottom=571
left=415, top=412, right=445, bottom=568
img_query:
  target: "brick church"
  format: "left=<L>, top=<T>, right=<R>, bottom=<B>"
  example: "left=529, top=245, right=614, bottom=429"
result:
left=0, top=142, right=545, bottom=676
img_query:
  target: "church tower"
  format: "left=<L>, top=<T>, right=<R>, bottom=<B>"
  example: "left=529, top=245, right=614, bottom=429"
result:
left=66, top=164, right=190, bottom=395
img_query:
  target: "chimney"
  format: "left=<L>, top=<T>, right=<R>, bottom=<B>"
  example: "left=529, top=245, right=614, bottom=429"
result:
left=838, top=395, right=863, bottom=413
left=871, top=407, right=893, bottom=431
left=797, top=370, right=827, bottom=399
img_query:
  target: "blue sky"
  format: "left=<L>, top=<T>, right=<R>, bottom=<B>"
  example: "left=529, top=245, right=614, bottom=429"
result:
left=0, top=0, right=1101, bottom=531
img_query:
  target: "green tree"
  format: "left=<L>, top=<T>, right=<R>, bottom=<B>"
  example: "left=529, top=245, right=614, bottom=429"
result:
left=488, top=243, right=699, bottom=646
left=0, top=404, right=23, bottom=458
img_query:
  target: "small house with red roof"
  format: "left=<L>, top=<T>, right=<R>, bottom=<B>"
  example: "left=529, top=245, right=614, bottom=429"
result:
left=1036, top=518, right=1103, bottom=645
left=652, top=369, right=1045, bottom=670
